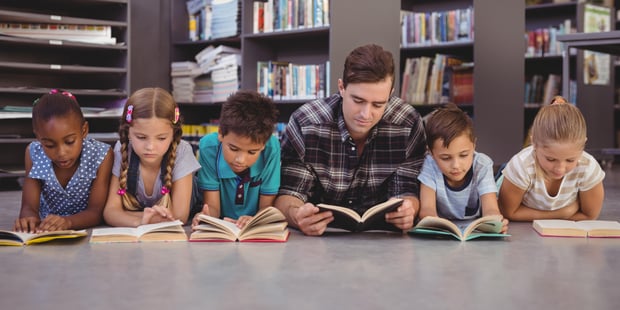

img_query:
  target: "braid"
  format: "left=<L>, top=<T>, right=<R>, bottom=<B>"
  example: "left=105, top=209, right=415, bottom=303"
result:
left=118, top=124, right=141, bottom=211
left=155, top=139, right=178, bottom=210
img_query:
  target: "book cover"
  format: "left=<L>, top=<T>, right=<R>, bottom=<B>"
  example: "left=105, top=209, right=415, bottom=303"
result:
left=0, top=229, right=87, bottom=246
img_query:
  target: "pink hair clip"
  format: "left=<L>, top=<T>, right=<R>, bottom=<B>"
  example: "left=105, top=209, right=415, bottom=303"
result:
left=160, top=186, right=170, bottom=195
left=125, top=105, right=133, bottom=123
left=173, top=107, right=180, bottom=124
left=49, top=89, right=75, bottom=100
left=117, top=188, right=126, bottom=196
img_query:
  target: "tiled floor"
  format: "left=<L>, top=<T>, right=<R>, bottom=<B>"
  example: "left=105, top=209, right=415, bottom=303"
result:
left=1, top=165, right=620, bottom=228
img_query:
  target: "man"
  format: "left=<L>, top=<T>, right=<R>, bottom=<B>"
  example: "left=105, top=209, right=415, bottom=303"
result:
left=275, top=44, right=427, bottom=236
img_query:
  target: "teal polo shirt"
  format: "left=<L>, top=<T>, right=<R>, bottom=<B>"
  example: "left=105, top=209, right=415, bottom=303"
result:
left=197, top=133, right=281, bottom=219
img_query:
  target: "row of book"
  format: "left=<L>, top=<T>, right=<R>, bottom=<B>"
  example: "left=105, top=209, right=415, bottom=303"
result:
left=7, top=213, right=620, bottom=246
left=171, top=45, right=241, bottom=103
left=525, top=73, right=563, bottom=105
left=252, top=0, right=330, bottom=33
left=0, top=22, right=117, bottom=44
left=183, top=121, right=287, bottom=156
left=257, top=61, right=329, bottom=101
left=400, top=54, right=473, bottom=106
left=186, top=0, right=240, bottom=41
left=400, top=7, right=473, bottom=47
left=525, top=19, right=574, bottom=58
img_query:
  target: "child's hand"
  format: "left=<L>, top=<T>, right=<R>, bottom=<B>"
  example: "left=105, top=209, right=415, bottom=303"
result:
left=14, top=216, right=41, bottom=233
left=500, top=217, right=509, bottom=234
left=191, top=204, right=210, bottom=228
left=141, top=205, right=175, bottom=225
left=37, top=215, right=72, bottom=232
left=225, top=215, right=253, bottom=229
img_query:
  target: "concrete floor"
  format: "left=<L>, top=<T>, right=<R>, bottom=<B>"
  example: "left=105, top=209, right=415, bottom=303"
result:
left=0, top=167, right=619, bottom=310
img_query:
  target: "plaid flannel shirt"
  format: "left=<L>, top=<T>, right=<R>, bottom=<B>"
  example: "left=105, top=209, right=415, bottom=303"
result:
left=279, top=93, right=426, bottom=214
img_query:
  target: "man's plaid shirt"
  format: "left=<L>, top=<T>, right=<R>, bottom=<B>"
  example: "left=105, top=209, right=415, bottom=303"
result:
left=279, top=93, right=427, bottom=214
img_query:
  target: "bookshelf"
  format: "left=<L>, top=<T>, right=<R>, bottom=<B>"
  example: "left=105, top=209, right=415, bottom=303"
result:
left=0, top=0, right=130, bottom=177
left=524, top=1, right=578, bottom=142
left=401, top=0, right=524, bottom=163
left=526, top=0, right=616, bottom=151
left=169, top=0, right=403, bottom=125
left=168, top=0, right=241, bottom=125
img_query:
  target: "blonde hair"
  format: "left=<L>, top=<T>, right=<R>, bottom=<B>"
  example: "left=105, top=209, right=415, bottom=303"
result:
left=530, top=103, right=587, bottom=149
left=118, top=87, right=182, bottom=211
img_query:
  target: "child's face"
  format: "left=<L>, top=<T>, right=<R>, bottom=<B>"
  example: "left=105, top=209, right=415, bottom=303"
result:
left=218, top=131, right=265, bottom=174
left=430, top=134, right=475, bottom=187
left=534, top=142, right=583, bottom=180
left=128, top=117, right=174, bottom=166
left=35, top=114, right=87, bottom=171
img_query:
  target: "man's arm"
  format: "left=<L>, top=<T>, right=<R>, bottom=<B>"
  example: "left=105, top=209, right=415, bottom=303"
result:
left=274, top=194, right=333, bottom=236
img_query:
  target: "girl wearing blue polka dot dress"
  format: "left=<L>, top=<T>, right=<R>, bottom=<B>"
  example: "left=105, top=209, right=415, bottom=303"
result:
left=14, top=90, right=113, bottom=233
left=103, top=88, right=200, bottom=227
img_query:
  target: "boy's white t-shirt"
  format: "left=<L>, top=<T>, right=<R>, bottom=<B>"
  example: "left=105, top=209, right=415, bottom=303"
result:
left=502, top=145, right=605, bottom=211
left=418, top=152, right=497, bottom=220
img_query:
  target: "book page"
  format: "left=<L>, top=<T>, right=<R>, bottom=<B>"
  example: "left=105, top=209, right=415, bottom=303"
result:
left=196, top=214, right=240, bottom=236
left=415, top=216, right=461, bottom=238
left=360, top=199, right=403, bottom=222
left=135, top=220, right=184, bottom=237
left=91, top=227, right=139, bottom=237
left=575, top=220, right=620, bottom=237
left=462, top=215, right=503, bottom=237
left=576, top=220, right=620, bottom=230
left=317, top=203, right=361, bottom=221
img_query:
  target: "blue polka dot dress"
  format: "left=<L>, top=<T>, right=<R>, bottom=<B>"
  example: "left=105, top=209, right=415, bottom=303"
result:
left=28, top=138, right=110, bottom=219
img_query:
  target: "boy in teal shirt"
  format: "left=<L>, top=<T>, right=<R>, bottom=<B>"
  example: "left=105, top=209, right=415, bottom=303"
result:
left=193, top=90, right=280, bottom=228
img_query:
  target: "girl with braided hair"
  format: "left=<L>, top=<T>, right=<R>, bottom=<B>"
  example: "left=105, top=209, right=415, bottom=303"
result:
left=103, top=88, right=200, bottom=226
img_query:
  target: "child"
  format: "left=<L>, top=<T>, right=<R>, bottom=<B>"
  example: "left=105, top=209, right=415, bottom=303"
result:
left=103, top=87, right=201, bottom=227
left=499, top=102, right=605, bottom=221
left=418, top=104, right=508, bottom=232
left=192, top=90, right=280, bottom=229
left=14, top=89, right=113, bottom=233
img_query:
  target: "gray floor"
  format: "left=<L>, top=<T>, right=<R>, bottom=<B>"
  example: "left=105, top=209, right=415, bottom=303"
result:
left=1, top=167, right=620, bottom=310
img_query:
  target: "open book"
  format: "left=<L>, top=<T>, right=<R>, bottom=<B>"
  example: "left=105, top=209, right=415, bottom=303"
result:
left=0, top=229, right=87, bottom=246
left=533, top=219, right=620, bottom=238
left=317, top=198, right=404, bottom=232
left=190, top=206, right=289, bottom=242
left=410, top=215, right=508, bottom=241
left=90, top=220, right=187, bottom=243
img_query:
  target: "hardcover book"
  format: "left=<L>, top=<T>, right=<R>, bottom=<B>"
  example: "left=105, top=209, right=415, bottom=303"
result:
left=90, top=220, right=187, bottom=243
left=410, top=215, right=508, bottom=241
left=190, top=206, right=289, bottom=242
left=317, top=198, right=404, bottom=232
left=0, top=229, right=87, bottom=246
left=533, top=219, right=620, bottom=238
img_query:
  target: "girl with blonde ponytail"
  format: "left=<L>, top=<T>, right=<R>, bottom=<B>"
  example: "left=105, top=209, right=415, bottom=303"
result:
left=103, top=88, right=201, bottom=227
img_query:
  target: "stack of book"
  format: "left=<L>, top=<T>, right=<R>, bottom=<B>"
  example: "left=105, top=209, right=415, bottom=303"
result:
left=0, top=23, right=116, bottom=45
left=171, top=61, right=201, bottom=103
left=195, top=45, right=241, bottom=103
left=210, top=0, right=240, bottom=39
